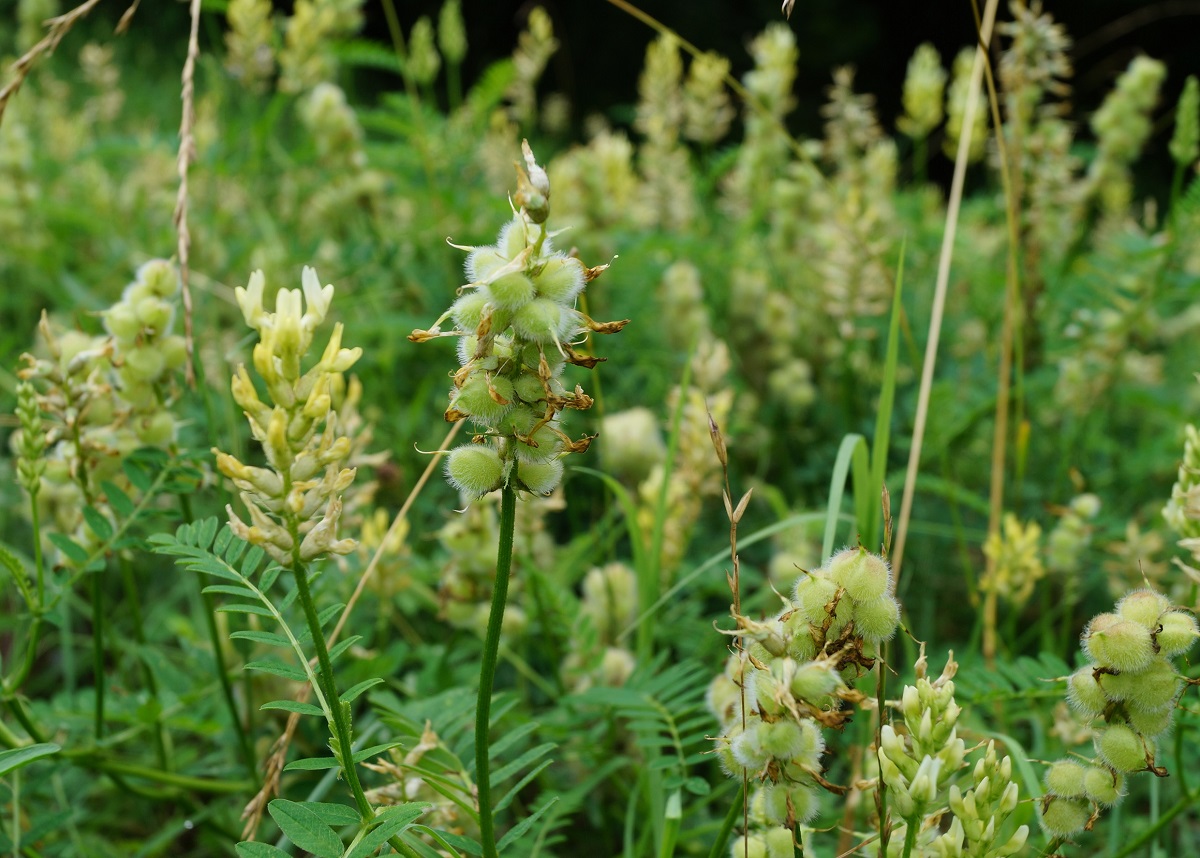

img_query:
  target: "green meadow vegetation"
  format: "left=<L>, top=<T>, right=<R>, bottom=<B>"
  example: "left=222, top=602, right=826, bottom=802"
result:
left=2, top=1, right=1200, bottom=856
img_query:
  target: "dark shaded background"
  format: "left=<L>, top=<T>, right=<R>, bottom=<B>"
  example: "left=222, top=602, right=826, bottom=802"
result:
left=377, top=0, right=1200, bottom=139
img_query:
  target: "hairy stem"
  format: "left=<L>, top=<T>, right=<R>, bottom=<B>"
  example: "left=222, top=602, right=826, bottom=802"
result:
left=476, top=482, right=518, bottom=858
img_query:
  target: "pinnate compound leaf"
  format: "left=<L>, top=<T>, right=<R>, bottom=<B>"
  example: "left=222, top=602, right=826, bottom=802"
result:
left=283, top=756, right=340, bottom=772
left=340, top=677, right=384, bottom=703
left=231, top=630, right=291, bottom=647
left=267, top=799, right=344, bottom=858
left=82, top=506, right=113, bottom=541
left=0, top=743, right=61, bottom=776
left=496, top=797, right=559, bottom=852
left=304, top=802, right=360, bottom=827
left=245, top=660, right=308, bottom=682
left=261, top=699, right=325, bottom=717
left=235, top=843, right=291, bottom=858
left=47, top=533, right=88, bottom=565
left=344, top=804, right=428, bottom=858
left=100, top=481, right=134, bottom=518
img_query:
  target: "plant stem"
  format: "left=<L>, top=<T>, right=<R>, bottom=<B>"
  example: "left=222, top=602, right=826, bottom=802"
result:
left=476, top=482, right=517, bottom=858
left=705, top=782, right=745, bottom=858
left=291, top=560, right=376, bottom=823
left=119, top=554, right=170, bottom=770
left=91, top=567, right=105, bottom=739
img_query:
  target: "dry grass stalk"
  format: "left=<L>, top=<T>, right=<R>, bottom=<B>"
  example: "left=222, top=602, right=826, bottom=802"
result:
left=0, top=0, right=106, bottom=127
left=174, top=0, right=202, bottom=386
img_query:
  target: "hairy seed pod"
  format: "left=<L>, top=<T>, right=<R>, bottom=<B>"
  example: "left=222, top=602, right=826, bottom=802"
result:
left=853, top=594, right=901, bottom=643
left=1115, top=589, right=1171, bottom=629
left=827, top=547, right=891, bottom=602
left=1083, top=613, right=1154, bottom=673
left=1045, top=759, right=1087, bottom=797
left=1094, top=724, right=1147, bottom=772
left=1082, top=766, right=1125, bottom=806
left=1067, top=667, right=1108, bottom=716
left=445, top=445, right=504, bottom=497
left=1039, top=795, right=1090, bottom=837
left=516, top=457, right=563, bottom=494
left=487, top=272, right=537, bottom=311
left=451, top=290, right=490, bottom=330
left=1157, top=610, right=1200, bottom=658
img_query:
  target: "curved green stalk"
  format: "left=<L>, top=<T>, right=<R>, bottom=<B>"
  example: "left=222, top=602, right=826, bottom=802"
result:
left=90, top=567, right=105, bottom=739
left=476, top=482, right=517, bottom=858
left=291, top=560, right=375, bottom=822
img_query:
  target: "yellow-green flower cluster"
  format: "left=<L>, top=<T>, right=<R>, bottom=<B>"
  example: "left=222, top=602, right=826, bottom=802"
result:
left=897, top=43, right=946, bottom=142
left=506, top=8, right=558, bottom=127
left=710, top=547, right=901, bottom=851
left=944, top=49, right=988, bottom=163
left=412, top=142, right=625, bottom=501
left=683, top=51, right=734, bottom=146
left=562, top=562, right=638, bottom=692
left=214, top=266, right=363, bottom=566
left=278, top=0, right=365, bottom=93
left=1046, top=493, right=1101, bottom=574
left=1170, top=76, right=1200, bottom=170
left=1041, top=588, right=1198, bottom=837
left=1163, top=423, right=1200, bottom=541
left=437, top=0, right=467, bottom=67
left=980, top=513, right=1045, bottom=608
left=1088, top=55, right=1167, bottom=214
left=407, top=17, right=441, bottom=87
left=225, top=0, right=275, bottom=92
left=16, top=262, right=185, bottom=548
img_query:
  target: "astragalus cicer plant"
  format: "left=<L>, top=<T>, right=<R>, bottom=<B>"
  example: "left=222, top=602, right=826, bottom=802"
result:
left=410, top=139, right=625, bottom=858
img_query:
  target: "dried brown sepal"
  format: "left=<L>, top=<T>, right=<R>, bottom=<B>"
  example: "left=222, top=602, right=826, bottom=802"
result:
left=562, top=344, right=605, bottom=369
left=584, top=262, right=611, bottom=283
left=578, top=313, right=631, bottom=335
left=409, top=329, right=440, bottom=343
left=708, top=410, right=728, bottom=467
left=732, top=489, right=753, bottom=524
left=444, top=407, right=468, bottom=423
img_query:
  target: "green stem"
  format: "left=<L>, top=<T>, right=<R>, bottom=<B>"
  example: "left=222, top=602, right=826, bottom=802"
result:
left=476, top=482, right=517, bottom=858
left=119, top=554, right=169, bottom=770
left=178, top=492, right=257, bottom=780
left=66, top=754, right=254, bottom=794
left=705, top=783, right=745, bottom=858
left=1109, top=794, right=1195, bottom=858
left=292, top=560, right=375, bottom=823
left=91, top=567, right=105, bottom=739
left=30, top=502, right=44, bottom=608
left=900, top=814, right=920, bottom=858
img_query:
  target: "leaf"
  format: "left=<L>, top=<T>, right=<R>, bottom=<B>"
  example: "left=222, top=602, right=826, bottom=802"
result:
left=260, top=565, right=281, bottom=591
left=123, top=458, right=153, bottom=492
left=245, top=660, right=308, bottom=682
left=283, top=756, right=340, bottom=772
left=261, top=700, right=325, bottom=717
left=352, top=742, right=404, bottom=763
left=344, top=804, right=428, bottom=858
left=304, top=802, right=361, bottom=828
left=47, top=533, right=89, bottom=565
left=328, top=635, right=362, bottom=663
left=267, top=799, right=344, bottom=858
left=202, top=584, right=256, bottom=599
left=341, top=677, right=383, bottom=703
left=494, top=758, right=552, bottom=812
left=491, top=743, right=555, bottom=784
left=100, top=481, right=134, bottom=518
left=0, top=743, right=61, bottom=776
left=495, top=796, right=559, bottom=852
left=235, top=843, right=291, bottom=858
left=197, top=517, right=219, bottom=550
left=82, top=506, right=114, bottom=541
left=219, top=603, right=276, bottom=618
left=231, top=630, right=291, bottom=647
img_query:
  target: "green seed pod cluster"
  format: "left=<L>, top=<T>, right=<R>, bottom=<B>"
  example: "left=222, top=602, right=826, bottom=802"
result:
left=1040, top=588, right=1197, bottom=838
left=709, top=547, right=902, bottom=850
left=412, top=142, right=627, bottom=500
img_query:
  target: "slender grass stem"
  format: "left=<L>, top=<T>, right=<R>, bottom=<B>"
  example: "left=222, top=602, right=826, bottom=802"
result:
left=476, top=482, right=517, bottom=858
